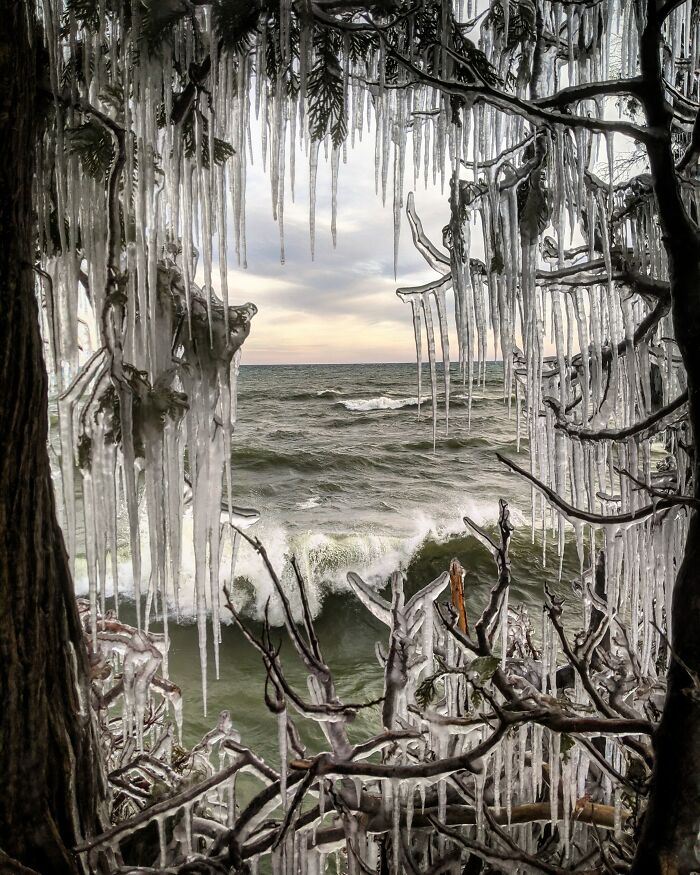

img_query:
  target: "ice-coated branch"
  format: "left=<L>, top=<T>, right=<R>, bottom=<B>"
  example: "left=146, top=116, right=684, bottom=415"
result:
left=73, top=493, right=667, bottom=872
left=230, top=527, right=329, bottom=678
left=473, top=499, right=513, bottom=655
left=436, top=601, right=479, bottom=654
left=427, top=813, right=573, bottom=874
left=288, top=724, right=508, bottom=781
left=225, top=594, right=381, bottom=721
left=544, top=390, right=688, bottom=443
left=615, top=466, right=698, bottom=509
left=536, top=262, right=671, bottom=300
left=290, top=555, right=323, bottom=663
left=658, top=0, right=689, bottom=24
left=544, top=582, right=647, bottom=729
left=385, top=40, right=657, bottom=142
left=76, top=98, right=128, bottom=379
left=76, top=753, right=253, bottom=856
left=496, top=453, right=684, bottom=527
left=533, top=76, right=645, bottom=110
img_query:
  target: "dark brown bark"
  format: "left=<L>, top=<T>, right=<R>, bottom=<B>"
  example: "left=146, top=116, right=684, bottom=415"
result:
left=632, top=257, right=700, bottom=875
left=0, top=2, right=105, bottom=872
left=631, top=5, right=700, bottom=873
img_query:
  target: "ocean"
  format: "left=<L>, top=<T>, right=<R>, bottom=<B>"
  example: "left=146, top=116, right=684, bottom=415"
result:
left=158, top=362, right=582, bottom=755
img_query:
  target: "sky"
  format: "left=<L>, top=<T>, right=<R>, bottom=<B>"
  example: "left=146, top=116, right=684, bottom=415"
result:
left=217, top=131, right=454, bottom=365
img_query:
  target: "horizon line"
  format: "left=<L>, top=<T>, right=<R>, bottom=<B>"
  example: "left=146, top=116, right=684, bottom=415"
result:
left=241, top=359, right=506, bottom=367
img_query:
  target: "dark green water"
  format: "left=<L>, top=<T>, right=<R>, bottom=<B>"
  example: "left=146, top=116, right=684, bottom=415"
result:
left=163, top=529, right=582, bottom=759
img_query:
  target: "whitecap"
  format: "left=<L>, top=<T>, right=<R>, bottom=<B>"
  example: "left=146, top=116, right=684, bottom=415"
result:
left=296, top=495, right=322, bottom=510
left=339, top=396, right=423, bottom=412
left=72, top=496, right=525, bottom=626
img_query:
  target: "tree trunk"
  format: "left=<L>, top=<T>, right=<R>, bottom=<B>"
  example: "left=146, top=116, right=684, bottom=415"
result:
left=629, top=6, right=700, bottom=870
left=630, top=236, right=700, bottom=875
left=0, top=3, right=105, bottom=872
left=633, top=513, right=700, bottom=874
left=631, top=145, right=700, bottom=875
left=631, top=192, right=700, bottom=874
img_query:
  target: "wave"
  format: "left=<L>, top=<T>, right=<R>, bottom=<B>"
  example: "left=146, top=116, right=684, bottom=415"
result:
left=232, top=444, right=377, bottom=474
left=339, top=396, right=424, bottom=412
left=289, top=388, right=343, bottom=401
left=398, top=437, right=483, bottom=452
left=232, top=445, right=324, bottom=472
left=73, top=497, right=526, bottom=626
left=296, top=495, right=322, bottom=510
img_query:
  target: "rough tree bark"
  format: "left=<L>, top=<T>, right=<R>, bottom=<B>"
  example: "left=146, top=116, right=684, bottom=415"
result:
left=0, top=2, right=105, bottom=872
left=631, top=4, right=700, bottom=873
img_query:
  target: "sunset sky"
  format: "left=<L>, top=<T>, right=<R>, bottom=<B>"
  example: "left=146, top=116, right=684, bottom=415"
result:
left=220, top=134, right=455, bottom=365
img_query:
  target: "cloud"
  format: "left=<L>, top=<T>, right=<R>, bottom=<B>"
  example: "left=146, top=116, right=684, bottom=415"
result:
left=207, top=128, right=455, bottom=364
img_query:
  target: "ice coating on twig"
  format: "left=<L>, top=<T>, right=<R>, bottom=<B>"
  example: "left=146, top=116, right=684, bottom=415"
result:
left=75, top=498, right=660, bottom=871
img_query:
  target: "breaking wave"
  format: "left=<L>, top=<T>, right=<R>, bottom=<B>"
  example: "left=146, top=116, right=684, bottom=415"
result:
left=339, top=396, right=423, bottom=412
left=73, top=498, right=525, bottom=626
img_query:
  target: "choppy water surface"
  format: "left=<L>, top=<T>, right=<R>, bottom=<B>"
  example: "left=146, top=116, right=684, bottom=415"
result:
left=159, top=362, right=581, bottom=754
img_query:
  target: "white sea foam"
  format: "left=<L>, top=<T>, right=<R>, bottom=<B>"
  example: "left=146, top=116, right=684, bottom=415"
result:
left=73, top=497, right=525, bottom=626
left=340, top=396, right=423, bottom=412
left=296, top=495, right=322, bottom=509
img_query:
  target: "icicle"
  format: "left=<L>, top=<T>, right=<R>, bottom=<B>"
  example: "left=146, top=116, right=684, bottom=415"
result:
left=309, top=139, right=320, bottom=259
left=410, top=297, right=423, bottom=418
left=331, top=145, right=340, bottom=247
left=392, top=779, right=400, bottom=875
left=421, top=294, right=438, bottom=450
left=157, top=816, right=167, bottom=868
left=504, top=730, right=513, bottom=824
left=405, top=781, right=414, bottom=844
left=434, top=286, right=450, bottom=433
left=279, top=707, right=288, bottom=809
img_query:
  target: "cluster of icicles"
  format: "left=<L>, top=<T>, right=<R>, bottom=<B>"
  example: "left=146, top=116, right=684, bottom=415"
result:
left=77, top=503, right=661, bottom=872
left=35, top=0, right=696, bottom=867
left=398, top=0, right=692, bottom=670
left=36, top=0, right=546, bottom=714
